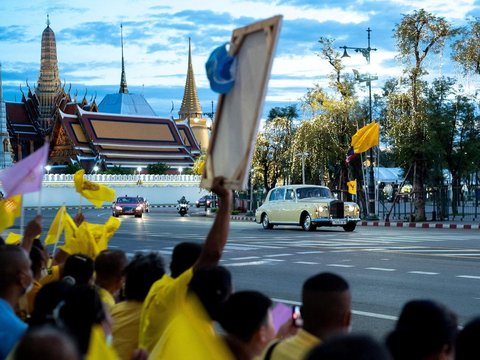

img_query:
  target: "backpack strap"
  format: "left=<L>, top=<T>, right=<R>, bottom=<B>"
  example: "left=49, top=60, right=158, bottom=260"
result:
left=263, top=340, right=281, bottom=360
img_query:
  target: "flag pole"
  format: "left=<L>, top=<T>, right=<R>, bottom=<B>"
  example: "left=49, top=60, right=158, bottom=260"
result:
left=20, top=199, right=25, bottom=237
left=37, top=188, right=43, bottom=216
left=49, top=205, right=65, bottom=266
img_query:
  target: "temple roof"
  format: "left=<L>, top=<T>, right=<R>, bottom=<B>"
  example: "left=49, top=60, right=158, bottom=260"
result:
left=179, top=38, right=202, bottom=120
left=98, top=93, right=157, bottom=116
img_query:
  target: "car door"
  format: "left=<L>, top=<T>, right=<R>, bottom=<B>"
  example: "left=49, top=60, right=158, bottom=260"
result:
left=265, top=188, right=284, bottom=222
left=281, top=188, right=299, bottom=223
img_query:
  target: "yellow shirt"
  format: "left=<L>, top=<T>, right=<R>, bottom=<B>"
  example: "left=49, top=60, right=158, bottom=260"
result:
left=111, top=300, right=143, bottom=360
left=264, top=329, right=320, bottom=360
left=98, top=287, right=115, bottom=313
left=148, top=293, right=233, bottom=360
left=138, top=268, right=194, bottom=352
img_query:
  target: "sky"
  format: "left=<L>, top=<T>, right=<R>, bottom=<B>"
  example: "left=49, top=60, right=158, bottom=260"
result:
left=1, top=0, right=479, bottom=119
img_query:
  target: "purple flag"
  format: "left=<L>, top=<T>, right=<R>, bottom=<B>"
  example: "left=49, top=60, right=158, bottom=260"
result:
left=272, top=302, right=293, bottom=333
left=0, top=143, right=49, bottom=197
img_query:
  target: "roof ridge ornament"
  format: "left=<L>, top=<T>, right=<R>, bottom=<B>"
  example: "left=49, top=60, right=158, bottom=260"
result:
left=119, top=23, right=129, bottom=94
left=46, top=14, right=50, bottom=28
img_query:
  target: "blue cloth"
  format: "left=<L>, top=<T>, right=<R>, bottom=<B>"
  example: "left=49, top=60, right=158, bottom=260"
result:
left=0, top=298, right=27, bottom=360
left=205, top=43, right=237, bottom=94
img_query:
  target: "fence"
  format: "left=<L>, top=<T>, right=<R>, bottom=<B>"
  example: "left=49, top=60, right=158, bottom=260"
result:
left=378, top=185, right=480, bottom=222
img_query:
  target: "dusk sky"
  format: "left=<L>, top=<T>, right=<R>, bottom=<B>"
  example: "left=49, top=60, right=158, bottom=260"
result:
left=1, top=0, right=479, bottom=119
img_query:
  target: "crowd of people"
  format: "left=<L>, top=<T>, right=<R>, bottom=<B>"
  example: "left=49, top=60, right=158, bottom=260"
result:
left=0, top=175, right=479, bottom=360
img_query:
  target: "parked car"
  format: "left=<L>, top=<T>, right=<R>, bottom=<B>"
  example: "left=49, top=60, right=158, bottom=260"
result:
left=255, top=185, right=361, bottom=232
left=195, top=195, right=217, bottom=208
left=112, top=196, right=144, bottom=218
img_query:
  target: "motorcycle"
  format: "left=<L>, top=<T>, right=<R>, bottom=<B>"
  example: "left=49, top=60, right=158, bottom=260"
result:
left=177, top=199, right=189, bottom=217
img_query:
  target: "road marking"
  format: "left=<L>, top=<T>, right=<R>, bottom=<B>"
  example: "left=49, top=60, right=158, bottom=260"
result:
left=408, top=271, right=439, bottom=275
left=366, top=267, right=396, bottom=272
left=297, top=251, right=324, bottom=254
left=227, top=261, right=268, bottom=267
left=230, top=256, right=261, bottom=260
left=264, top=253, right=293, bottom=257
left=271, top=298, right=398, bottom=321
left=295, top=261, right=319, bottom=265
left=326, top=264, right=355, bottom=268
left=457, top=275, right=480, bottom=280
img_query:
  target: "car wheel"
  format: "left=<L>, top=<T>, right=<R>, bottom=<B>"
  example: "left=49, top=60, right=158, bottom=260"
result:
left=113, top=213, right=118, bottom=217
left=135, top=213, right=142, bottom=218
left=343, top=222, right=356, bottom=232
left=302, top=213, right=316, bottom=231
left=262, top=214, right=274, bottom=230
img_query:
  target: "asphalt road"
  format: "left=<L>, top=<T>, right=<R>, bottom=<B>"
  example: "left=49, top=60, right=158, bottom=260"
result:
left=20, top=206, right=480, bottom=340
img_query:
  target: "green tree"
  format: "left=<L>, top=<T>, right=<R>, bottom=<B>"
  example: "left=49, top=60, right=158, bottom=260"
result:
left=105, top=165, right=132, bottom=175
left=452, top=17, right=480, bottom=75
left=146, top=162, right=170, bottom=175
left=391, top=9, right=455, bottom=221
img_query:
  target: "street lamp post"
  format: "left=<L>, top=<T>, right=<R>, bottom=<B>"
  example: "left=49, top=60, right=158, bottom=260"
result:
left=340, top=28, right=378, bottom=220
left=296, top=152, right=309, bottom=184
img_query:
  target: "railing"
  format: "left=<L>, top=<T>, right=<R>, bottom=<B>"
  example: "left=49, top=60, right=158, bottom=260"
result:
left=43, top=174, right=202, bottom=184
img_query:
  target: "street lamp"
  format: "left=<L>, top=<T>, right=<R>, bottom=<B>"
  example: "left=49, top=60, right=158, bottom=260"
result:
left=178, top=167, right=183, bottom=175
left=296, top=152, right=309, bottom=184
left=340, top=27, right=378, bottom=220
left=137, top=166, right=142, bottom=175
left=45, top=165, right=51, bottom=174
left=93, top=165, right=99, bottom=174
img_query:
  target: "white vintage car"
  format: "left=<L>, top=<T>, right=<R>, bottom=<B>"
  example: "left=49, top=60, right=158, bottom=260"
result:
left=255, top=185, right=361, bottom=232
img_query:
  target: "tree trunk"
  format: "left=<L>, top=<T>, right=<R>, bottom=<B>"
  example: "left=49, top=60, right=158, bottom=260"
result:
left=413, top=160, right=426, bottom=221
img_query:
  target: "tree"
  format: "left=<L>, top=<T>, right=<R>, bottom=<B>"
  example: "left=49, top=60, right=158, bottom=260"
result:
left=391, top=9, right=455, bottom=221
left=147, top=162, right=170, bottom=175
left=452, top=17, right=480, bottom=75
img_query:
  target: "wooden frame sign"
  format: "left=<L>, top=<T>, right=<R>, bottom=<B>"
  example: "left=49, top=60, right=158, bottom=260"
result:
left=201, top=15, right=283, bottom=190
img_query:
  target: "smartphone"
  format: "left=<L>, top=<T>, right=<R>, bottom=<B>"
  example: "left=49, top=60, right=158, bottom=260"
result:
left=292, top=305, right=303, bottom=327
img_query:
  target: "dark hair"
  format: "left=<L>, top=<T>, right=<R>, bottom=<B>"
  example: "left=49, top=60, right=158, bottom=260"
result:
left=30, top=280, right=74, bottom=328
left=455, top=316, right=480, bottom=360
left=170, top=242, right=202, bottom=278
left=124, top=252, right=165, bottom=301
left=220, top=290, right=272, bottom=343
left=0, top=246, right=29, bottom=288
left=303, top=273, right=349, bottom=294
left=306, top=334, right=391, bottom=360
left=29, top=245, right=46, bottom=278
left=63, top=254, right=94, bottom=285
left=13, top=326, right=80, bottom=360
left=59, top=285, right=106, bottom=355
left=386, top=299, right=458, bottom=360
left=94, top=249, right=127, bottom=283
left=189, top=265, right=232, bottom=321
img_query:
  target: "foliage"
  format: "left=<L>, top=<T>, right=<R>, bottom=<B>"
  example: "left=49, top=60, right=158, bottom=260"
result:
left=146, top=163, right=170, bottom=175
left=62, top=162, right=82, bottom=174
left=267, top=105, right=298, bottom=121
left=104, top=165, right=132, bottom=175
left=452, top=17, right=480, bottom=75
left=192, top=153, right=206, bottom=175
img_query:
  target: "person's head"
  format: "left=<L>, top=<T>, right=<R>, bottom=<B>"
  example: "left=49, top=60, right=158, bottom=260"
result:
left=188, top=265, right=232, bottom=321
left=0, top=246, right=33, bottom=301
left=29, top=244, right=48, bottom=280
left=30, top=279, right=74, bottom=328
left=170, top=242, right=202, bottom=278
left=123, top=252, right=165, bottom=302
left=301, top=272, right=351, bottom=339
left=305, top=333, right=391, bottom=360
left=94, top=249, right=128, bottom=294
left=63, top=254, right=94, bottom=285
left=456, top=317, right=480, bottom=360
left=13, top=326, right=80, bottom=360
left=59, top=285, right=109, bottom=355
left=220, top=290, right=275, bottom=357
left=386, top=299, right=458, bottom=360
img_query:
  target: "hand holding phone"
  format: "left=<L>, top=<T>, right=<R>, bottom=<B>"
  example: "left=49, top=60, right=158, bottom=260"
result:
left=292, top=305, right=303, bottom=327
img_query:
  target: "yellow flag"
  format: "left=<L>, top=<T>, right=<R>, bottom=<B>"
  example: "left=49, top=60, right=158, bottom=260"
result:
left=86, top=325, right=119, bottom=360
left=347, top=180, right=357, bottom=195
left=351, top=122, right=379, bottom=154
left=74, top=169, right=116, bottom=208
left=44, top=206, right=67, bottom=245
left=149, top=294, right=233, bottom=360
left=5, top=232, right=22, bottom=245
left=0, top=195, right=22, bottom=232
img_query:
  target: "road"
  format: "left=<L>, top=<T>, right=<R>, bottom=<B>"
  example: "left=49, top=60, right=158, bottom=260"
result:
left=21, top=206, right=480, bottom=340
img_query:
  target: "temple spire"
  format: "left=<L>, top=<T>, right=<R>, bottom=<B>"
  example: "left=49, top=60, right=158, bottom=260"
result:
left=179, top=38, right=202, bottom=120
left=46, top=14, right=50, bottom=28
left=119, top=24, right=129, bottom=94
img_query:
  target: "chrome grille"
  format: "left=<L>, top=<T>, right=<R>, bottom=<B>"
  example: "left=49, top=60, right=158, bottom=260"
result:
left=330, top=200, right=344, bottom=218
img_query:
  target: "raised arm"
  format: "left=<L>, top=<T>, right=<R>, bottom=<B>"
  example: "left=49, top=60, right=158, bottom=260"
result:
left=20, top=215, right=42, bottom=253
left=193, top=176, right=232, bottom=271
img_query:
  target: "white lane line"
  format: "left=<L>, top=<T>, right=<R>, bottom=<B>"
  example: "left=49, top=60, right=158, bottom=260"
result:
left=271, top=298, right=398, bottom=321
left=326, top=264, right=355, bottom=268
left=230, top=256, right=261, bottom=260
left=266, top=259, right=285, bottom=262
left=297, top=251, right=324, bottom=254
left=264, top=253, right=293, bottom=257
left=408, top=271, right=439, bottom=275
left=226, top=261, right=268, bottom=267
left=457, top=275, right=480, bottom=280
left=295, top=261, right=319, bottom=265
left=366, top=267, right=396, bottom=272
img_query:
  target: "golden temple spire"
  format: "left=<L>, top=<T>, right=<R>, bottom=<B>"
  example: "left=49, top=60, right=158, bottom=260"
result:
left=179, top=38, right=202, bottom=120
left=119, top=24, right=129, bottom=94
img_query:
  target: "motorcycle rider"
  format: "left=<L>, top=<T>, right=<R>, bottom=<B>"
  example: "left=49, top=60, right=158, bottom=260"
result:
left=178, top=196, right=188, bottom=204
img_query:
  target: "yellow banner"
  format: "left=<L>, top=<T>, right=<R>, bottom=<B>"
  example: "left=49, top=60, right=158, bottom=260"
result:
left=347, top=180, right=357, bottom=195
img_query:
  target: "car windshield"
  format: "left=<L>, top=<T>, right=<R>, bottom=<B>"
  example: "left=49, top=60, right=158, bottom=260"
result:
left=296, top=187, right=332, bottom=199
left=117, top=197, right=138, bottom=203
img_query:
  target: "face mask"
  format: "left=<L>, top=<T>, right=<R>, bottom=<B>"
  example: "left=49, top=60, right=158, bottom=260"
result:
left=41, top=268, right=49, bottom=279
left=105, top=334, right=113, bottom=346
left=24, top=281, right=33, bottom=294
